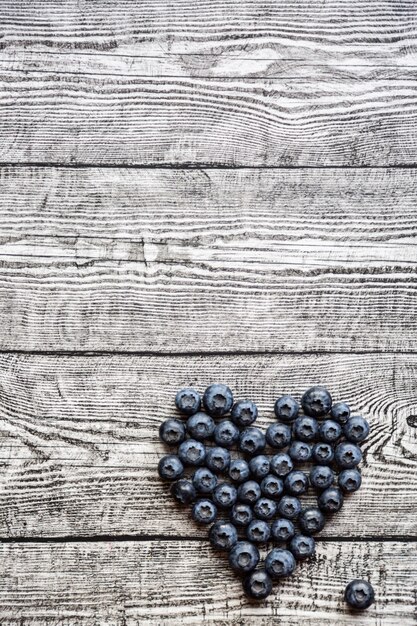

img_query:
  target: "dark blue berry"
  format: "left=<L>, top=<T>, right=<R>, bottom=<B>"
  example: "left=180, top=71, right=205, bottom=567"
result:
left=312, top=442, right=334, bottom=465
left=290, top=534, right=315, bottom=560
left=299, top=507, right=325, bottom=535
left=228, top=459, right=250, bottom=483
left=229, top=541, right=260, bottom=575
left=271, top=518, right=295, bottom=542
left=284, top=470, right=309, bottom=496
left=331, top=401, right=350, bottom=424
left=254, top=497, right=277, bottom=520
left=338, top=469, right=362, bottom=493
left=301, top=386, right=332, bottom=418
left=288, top=440, right=312, bottom=463
left=239, top=427, right=266, bottom=455
left=266, top=422, right=292, bottom=449
left=230, top=503, right=253, bottom=527
left=274, top=395, right=299, bottom=422
left=186, top=412, right=215, bottom=440
left=293, top=416, right=319, bottom=442
left=249, top=455, right=270, bottom=479
left=205, top=447, right=231, bottom=473
left=277, top=495, right=302, bottom=519
left=318, top=486, right=344, bottom=514
left=159, top=418, right=186, bottom=446
left=213, top=419, right=240, bottom=448
left=209, top=521, right=238, bottom=551
left=243, top=569, right=272, bottom=600
left=270, top=453, right=293, bottom=477
left=237, top=480, right=261, bottom=505
left=175, top=388, right=201, bottom=416
left=246, top=519, right=271, bottom=543
left=265, top=548, right=296, bottom=579
left=335, top=442, right=362, bottom=469
left=344, top=580, right=375, bottom=610
left=178, top=439, right=206, bottom=466
left=213, top=482, right=238, bottom=508
left=310, top=465, right=334, bottom=490
left=203, top=384, right=233, bottom=417
left=231, top=399, right=258, bottom=427
left=170, top=479, right=196, bottom=504
left=192, top=498, right=217, bottom=524
left=192, top=467, right=218, bottom=494
left=343, top=416, right=370, bottom=444
left=319, top=419, right=342, bottom=444
left=260, top=474, right=284, bottom=499
left=158, top=454, right=184, bottom=480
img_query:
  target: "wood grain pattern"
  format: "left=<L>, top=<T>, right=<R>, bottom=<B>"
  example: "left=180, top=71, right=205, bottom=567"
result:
left=0, top=352, right=415, bottom=538
left=1, top=540, right=416, bottom=624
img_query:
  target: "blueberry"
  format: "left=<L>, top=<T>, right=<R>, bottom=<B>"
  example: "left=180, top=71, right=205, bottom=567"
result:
left=301, top=386, right=332, bottom=418
left=271, top=518, right=295, bottom=542
left=331, top=401, right=351, bottom=424
left=249, top=455, right=270, bottom=479
left=243, top=569, right=273, bottom=600
left=192, top=498, right=217, bottom=524
left=209, top=521, right=238, bottom=551
left=288, top=440, right=312, bottom=463
left=158, top=454, right=184, bottom=480
left=229, top=541, right=260, bottom=575
left=270, top=453, right=293, bottom=477
left=335, top=442, right=362, bottom=469
left=175, top=388, right=201, bottom=416
left=159, top=418, right=186, bottom=446
left=290, top=534, right=315, bottom=560
left=265, top=548, right=296, bottom=579
left=213, top=419, right=240, bottom=448
left=246, top=519, right=271, bottom=543
left=192, top=467, right=218, bottom=494
left=338, top=469, right=362, bottom=493
left=293, top=416, right=319, bottom=442
left=284, top=470, right=309, bottom=496
left=312, top=442, right=334, bottom=465
left=237, top=480, right=261, bottom=505
left=274, top=395, right=299, bottom=423
left=231, top=399, right=258, bottom=427
left=230, top=503, right=253, bottom=527
left=277, top=495, right=302, bottom=519
left=344, top=416, right=370, bottom=444
left=203, top=384, right=233, bottom=417
left=318, top=486, right=344, bottom=514
left=170, top=479, right=196, bottom=504
left=260, top=474, right=284, bottom=499
left=228, top=459, right=250, bottom=483
left=186, top=412, right=215, bottom=441
left=319, top=419, right=342, bottom=444
left=344, top=580, right=375, bottom=610
left=213, top=482, right=238, bottom=508
left=178, top=439, right=206, bottom=466
left=205, top=447, right=231, bottom=473
left=254, top=497, right=277, bottom=520
left=310, top=465, right=334, bottom=490
left=239, top=427, right=266, bottom=455
left=266, top=422, right=292, bottom=449
left=299, top=507, right=325, bottom=535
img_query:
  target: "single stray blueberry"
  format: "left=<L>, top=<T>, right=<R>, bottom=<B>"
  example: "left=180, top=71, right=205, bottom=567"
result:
left=343, top=416, right=370, bottom=444
left=271, top=518, right=295, bottom=542
left=203, top=384, right=233, bottom=417
left=228, top=458, right=250, bottom=484
left=344, top=579, right=375, bottom=610
left=274, top=395, right=299, bottom=423
left=209, top=521, right=238, bottom=551
left=192, top=498, right=217, bottom=524
left=229, top=541, right=260, bottom=575
left=265, top=548, right=296, bottom=579
left=175, top=388, right=201, bottom=416
left=213, top=419, right=240, bottom=448
left=170, top=479, right=196, bottom=505
left=231, top=399, right=258, bottom=427
left=266, top=422, right=292, bottom=449
left=186, top=412, right=215, bottom=441
left=290, top=534, right=315, bottom=560
left=205, top=447, right=231, bottom=473
left=338, top=469, right=362, bottom=493
left=246, top=519, right=271, bottom=543
left=158, top=454, right=184, bottom=481
left=178, top=439, right=206, bottom=466
left=301, top=386, right=332, bottom=418
left=243, top=569, right=272, bottom=600
left=159, top=418, right=186, bottom=446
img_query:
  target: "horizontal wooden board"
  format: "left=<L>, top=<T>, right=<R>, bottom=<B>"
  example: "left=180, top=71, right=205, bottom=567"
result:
left=0, top=353, right=416, bottom=538
left=1, top=540, right=416, bottom=625
left=1, top=67, right=417, bottom=165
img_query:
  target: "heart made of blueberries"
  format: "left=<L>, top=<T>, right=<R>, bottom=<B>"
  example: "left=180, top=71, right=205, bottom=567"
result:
left=158, top=384, right=369, bottom=600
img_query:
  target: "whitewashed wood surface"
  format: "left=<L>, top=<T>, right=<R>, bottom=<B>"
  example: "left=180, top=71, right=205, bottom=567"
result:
left=0, top=1, right=416, bottom=624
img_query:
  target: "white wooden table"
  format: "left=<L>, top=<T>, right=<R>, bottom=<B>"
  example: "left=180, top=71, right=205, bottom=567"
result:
left=0, top=1, right=416, bottom=623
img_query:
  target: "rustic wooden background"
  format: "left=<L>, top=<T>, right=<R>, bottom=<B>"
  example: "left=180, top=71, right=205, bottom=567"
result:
left=0, top=1, right=416, bottom=624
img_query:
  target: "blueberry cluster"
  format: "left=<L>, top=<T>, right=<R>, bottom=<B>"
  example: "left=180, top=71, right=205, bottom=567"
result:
left=158, top=384, right=370, bottom=602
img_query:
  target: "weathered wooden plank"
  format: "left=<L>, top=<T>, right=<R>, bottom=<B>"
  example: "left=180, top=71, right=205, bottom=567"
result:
left=0, top=540, right=416, bottom=624
left=1, top=67, right=417, bottom=165
left=0, top=353, right=415, bottom=538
